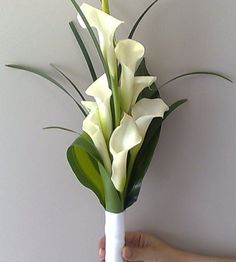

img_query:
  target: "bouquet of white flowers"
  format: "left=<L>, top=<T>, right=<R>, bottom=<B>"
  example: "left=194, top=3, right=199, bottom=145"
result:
left=6, top=0, right=232, bottom=261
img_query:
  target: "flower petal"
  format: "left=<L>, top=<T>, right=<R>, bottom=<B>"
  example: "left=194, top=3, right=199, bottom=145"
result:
left=82, top=106, right=111, bottom=174
left=85, top=74, right=112, bottom=140
left=77, top=3, right=123, bottom=76
left=109, top=113, right=142, bottom=192
left=115, top=39, right=145, bottom=113
left=132, top=98, right=169, bottom=139
left=132, top=76, right=157, bottom=106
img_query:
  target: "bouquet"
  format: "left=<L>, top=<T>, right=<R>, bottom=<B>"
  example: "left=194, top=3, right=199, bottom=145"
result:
left=6, top=0, right=232, bottom=261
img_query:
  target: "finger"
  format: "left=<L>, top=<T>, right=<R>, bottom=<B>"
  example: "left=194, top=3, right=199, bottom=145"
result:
left=99, top=248, right=105, bottom=259
left=99, top=236, right=105, bottom=249
left=122, top=246, right=157, bottom=261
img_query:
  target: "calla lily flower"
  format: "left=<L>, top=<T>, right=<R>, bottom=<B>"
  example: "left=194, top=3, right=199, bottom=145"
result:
left=109, top=113, right=142, bottom=192
left=132, top=98, right=169, bottom=140
left=132, top=76, right=157, bottom=106
left=82, top=101, right=111, bottom=174
left=85, top=74, right=112, bottom=140
left=115, top=39, right=145, bottom=113
left=77, top=3, right=123, bottom=76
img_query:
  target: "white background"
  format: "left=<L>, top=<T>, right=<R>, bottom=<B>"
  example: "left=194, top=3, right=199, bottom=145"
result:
left=1, top=0, right=236, bottom=261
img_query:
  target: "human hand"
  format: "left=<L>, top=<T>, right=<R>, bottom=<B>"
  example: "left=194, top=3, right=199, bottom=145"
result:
left=99, top=231, right=174, bottom=262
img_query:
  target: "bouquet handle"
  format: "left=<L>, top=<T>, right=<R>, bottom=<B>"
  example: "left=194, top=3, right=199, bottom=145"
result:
left=105, top=211, right=125, bottom=262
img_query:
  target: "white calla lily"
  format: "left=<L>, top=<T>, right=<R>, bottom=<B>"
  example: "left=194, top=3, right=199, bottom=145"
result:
left=132, top=76, right=157, bottom=106
left=115, top=39, right=145, bottom=113
left=109, top=113, right=142, bottom=192
left=85, top=74, right=112, bottom=140
left=82, top=103, right=111, bottom=174
left=77, top=3, right=123, bottom=76
left=132, top=98, right=169, bottom=140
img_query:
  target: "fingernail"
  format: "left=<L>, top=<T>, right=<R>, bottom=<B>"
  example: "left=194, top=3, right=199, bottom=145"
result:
left=99, top=248, right=105, bottom=258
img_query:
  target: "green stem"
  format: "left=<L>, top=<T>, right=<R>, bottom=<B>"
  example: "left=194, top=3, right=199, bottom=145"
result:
left=111, top=75, right=121, bottom=128
left=102, top=0, right=110, bottom=14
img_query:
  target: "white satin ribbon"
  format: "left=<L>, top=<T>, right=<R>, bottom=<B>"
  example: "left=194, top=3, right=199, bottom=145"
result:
left=105, top=211, right=125, bottom=262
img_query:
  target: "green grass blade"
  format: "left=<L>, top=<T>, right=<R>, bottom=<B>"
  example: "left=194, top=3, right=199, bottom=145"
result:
left=43, top=126, right=79, bottom=134
left=164, top=99, right=188, bottom=119
left=69, top=21, right=97, bottom=82
left=70, top=0, right=112, bottom=89
left=128, top=0, right=159, bottom=39
left=159, top=72, right=233, bottom=89
left=50, top=63, right=86, bottom=101
left=6, top=64, right=88, bottom=117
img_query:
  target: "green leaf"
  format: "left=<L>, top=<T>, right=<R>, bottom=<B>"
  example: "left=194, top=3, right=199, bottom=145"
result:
left=69, top=21, right=97, bottom=82
left=67, top=132, right=105, bottom=207
left=5, top=64, right=88, bottom=117
left=70, top=0, right=112, bottom=90
left=43, top=126, right=79, bottom=134
left=164, top=99, right=188, bottom=119
left=67, top=132, right=123, bottom=212
left=159, top=72, right=233, bottom=89
left=128, top=0, right=159, bottom=39
left=98, top=163, right=123, bottom=213
left=135, top=58, right=160, bottom=99
left=125, top=117, right=163, bottom=209
left=50, top=63, right=86, bottom=101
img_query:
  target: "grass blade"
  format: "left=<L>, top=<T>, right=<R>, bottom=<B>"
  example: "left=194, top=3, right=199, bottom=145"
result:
left=159, top=72, right=233, bottom=89
left=128, top=0, right=159, bottom=39
left=69, top=21, right=97, bottom=82
left=70, top=0, right=112, bottom=89
left=50, top=63, right=85, bottom=101
left=6, top=64, right=88, bottom=117
left=43, top=126, right=79, bottom=134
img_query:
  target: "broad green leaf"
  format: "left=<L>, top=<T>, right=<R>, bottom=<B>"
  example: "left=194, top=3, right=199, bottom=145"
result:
left=69, top=21, right=97, bottom=82
left=5, top=64, right=87, bottom=117
left=135, top=58, right=160, bottom=99
left=128, top=0, right=159, bottom=39
left=70, top=0, right=112, bottom=90
left=98, top=163, right=123, bottom=213
left=43, top=126, right=79, bottom=134
left=67, top=132, right=105, bottom=207
left=125, top=117, right=163, bottom=209
left=159, top=72, right=233, bottom=89
left=164, top=99, right=188, bottom=119
left=50, top=63, right=86, bottom=101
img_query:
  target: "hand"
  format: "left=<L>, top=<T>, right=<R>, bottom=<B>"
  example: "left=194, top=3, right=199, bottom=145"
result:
left=98, top=231, right=174, bottom=262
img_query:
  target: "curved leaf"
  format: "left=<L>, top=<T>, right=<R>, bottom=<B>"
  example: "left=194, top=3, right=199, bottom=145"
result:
left=125, top=117, right=163, bottom=209
left=50, top=63, right=86, bottom=101
left=128, top=0, right=159, bottom=39
left=69, top=21, right=97, bottom=82
left=5, top=64, right=87, bottom=117
left=159, top=72, right=233, bottom=89
left=67, top=132, right=105, bottom=206
left=43, top=126, right=79, bottom=134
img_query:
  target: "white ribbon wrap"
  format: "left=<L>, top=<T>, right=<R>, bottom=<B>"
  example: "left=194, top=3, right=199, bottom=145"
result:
left=105, top=211, right=125, bottom=262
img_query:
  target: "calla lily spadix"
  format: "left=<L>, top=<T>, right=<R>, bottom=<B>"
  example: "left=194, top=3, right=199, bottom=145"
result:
left=115, top=39, right=145, bottom=113
left=85, top=74, right=112, bottom=140
left=109, top=113, right=142, bottom=192
left=81, top=101, right=111, bottom=174
left=77, top=3, right=123, bottom=77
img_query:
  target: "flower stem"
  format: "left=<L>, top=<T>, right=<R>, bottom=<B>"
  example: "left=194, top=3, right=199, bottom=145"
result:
left=102, top=0, right=110, bottom=14
left=111, top=76, right=121, bottom=128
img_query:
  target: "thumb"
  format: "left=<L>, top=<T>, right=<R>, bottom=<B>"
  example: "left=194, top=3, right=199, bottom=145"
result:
left=122, top=246, right=157, bottom=261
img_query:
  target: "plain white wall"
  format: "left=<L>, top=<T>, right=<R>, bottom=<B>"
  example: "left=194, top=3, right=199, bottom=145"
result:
left=1, top=0, right=236, bottom=261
